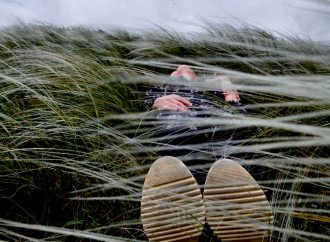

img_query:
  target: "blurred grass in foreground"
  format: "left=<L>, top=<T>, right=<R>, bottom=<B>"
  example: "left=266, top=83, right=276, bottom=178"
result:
left=0, top=20, right=329, bottom=241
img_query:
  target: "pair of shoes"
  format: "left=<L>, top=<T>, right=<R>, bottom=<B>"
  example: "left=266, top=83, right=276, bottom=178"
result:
left=141, top=156, right=273, bottom=242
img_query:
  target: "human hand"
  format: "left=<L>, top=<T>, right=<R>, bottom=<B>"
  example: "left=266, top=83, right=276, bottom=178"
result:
left=218, top=77, right=238, bottom=101
left=207, top=76, right=240, bottom=101
left=219, top=76, right=234, bottom=92
left=152, top=94, right=192, bottom=112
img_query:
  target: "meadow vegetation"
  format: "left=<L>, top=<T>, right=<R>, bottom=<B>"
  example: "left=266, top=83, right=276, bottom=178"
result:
left=0, top=21, right=330, bottom=241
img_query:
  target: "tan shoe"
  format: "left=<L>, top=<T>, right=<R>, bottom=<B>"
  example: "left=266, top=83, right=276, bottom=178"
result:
left=204, top=159, right=273, bottom=242
left=141, top=156, right=205, bottom=242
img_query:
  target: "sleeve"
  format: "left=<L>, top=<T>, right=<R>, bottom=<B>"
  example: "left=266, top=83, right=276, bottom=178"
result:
left=208, top=90, right=247, bottom=114
left=141, top=85, right=162, bottom=111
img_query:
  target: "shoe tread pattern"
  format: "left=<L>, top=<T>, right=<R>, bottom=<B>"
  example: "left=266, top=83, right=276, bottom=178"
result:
left=204, top=159, right=273, bottom=242
left=141, top=156, right=204, bottom=242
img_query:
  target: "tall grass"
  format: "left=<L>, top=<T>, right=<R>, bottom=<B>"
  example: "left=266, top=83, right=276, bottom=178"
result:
left=0, top=19, right=329, bottom=242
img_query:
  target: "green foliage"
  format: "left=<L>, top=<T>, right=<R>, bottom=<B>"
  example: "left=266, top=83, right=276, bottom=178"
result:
left=0, top=22, right=329, bottom=241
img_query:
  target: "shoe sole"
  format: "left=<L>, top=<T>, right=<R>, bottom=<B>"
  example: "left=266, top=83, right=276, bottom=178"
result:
left=204, top=159, right=273, bottom=242
left=141, top=156, right=205, bottom=242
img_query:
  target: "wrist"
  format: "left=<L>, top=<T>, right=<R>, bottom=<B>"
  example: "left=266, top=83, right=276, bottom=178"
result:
left=223, top=90, right=240, bottom=101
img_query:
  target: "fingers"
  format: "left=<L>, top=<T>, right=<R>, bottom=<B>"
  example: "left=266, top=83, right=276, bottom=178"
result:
left=162, top=94, right=192, bottom=107
left=155, top=100, right=191, bottom=112
left=163, top=104, right=187, bottom=112
left=165, top=101, right=191, bottom=112
left=153, top=94, right=192, bottom=112
left=172, top=95, right=192, bottom=107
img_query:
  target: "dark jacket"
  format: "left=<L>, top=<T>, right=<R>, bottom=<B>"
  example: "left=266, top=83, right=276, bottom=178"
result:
left=141, top=76, right=249, bottom=147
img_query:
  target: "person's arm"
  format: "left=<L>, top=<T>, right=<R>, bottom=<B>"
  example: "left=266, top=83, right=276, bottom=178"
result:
left=143, top=85, right=160, bottom=111
left=220, top=77, right=241, bottom=104
left=142, top=84, right=192, bottom=112
left=221, top=78, right=246, bottom=112
left=152, top=94, right=192, bottom=112
left=206, top=76, right=242, bottom=105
